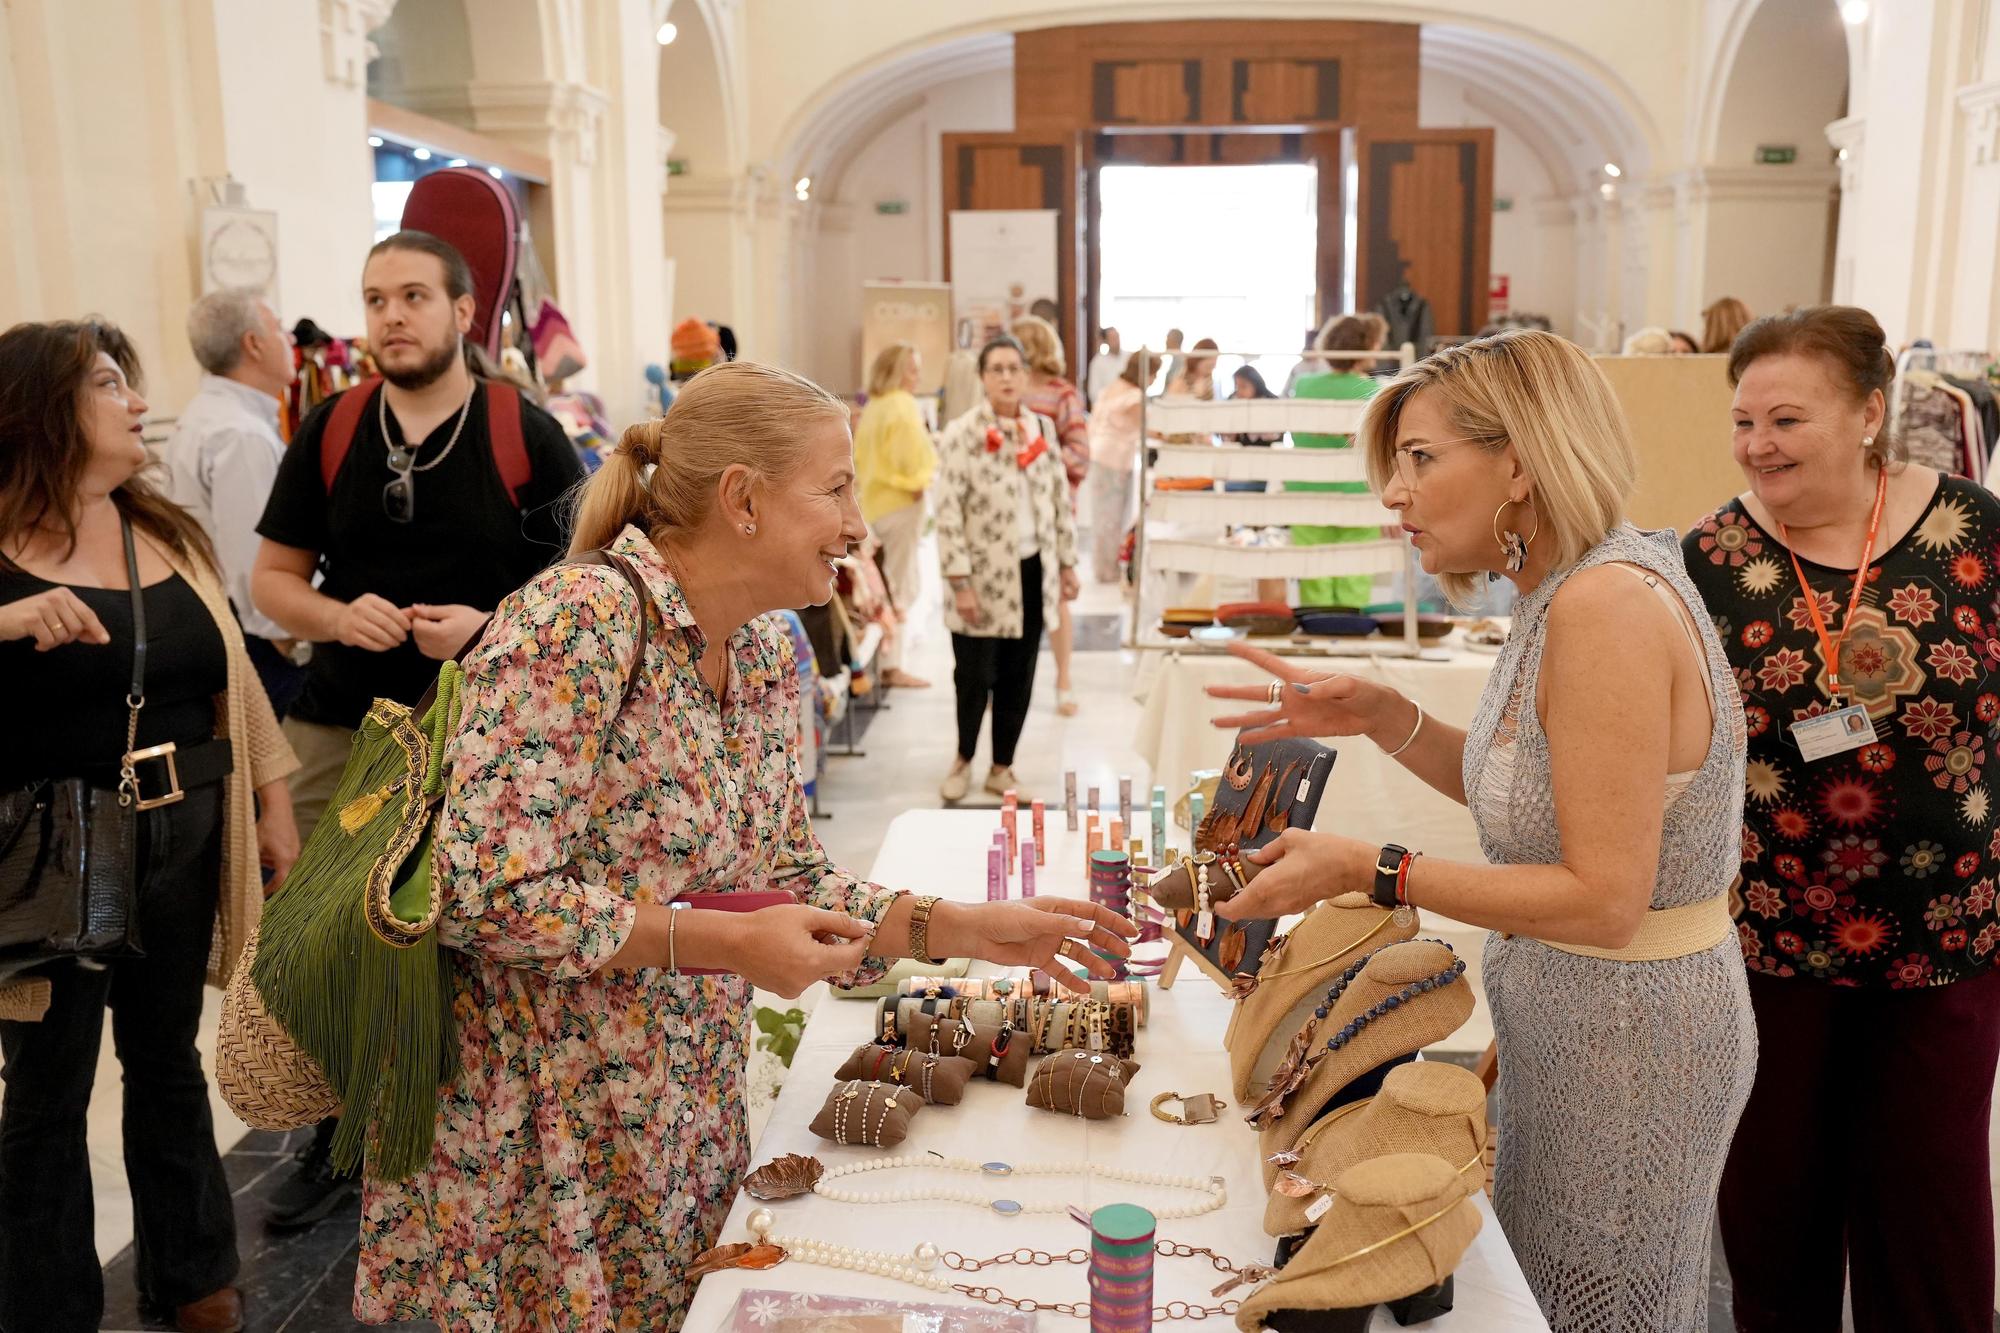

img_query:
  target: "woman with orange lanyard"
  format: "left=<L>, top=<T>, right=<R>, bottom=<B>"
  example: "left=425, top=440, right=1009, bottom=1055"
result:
left=1683, top=306, right=2000, bottom=1331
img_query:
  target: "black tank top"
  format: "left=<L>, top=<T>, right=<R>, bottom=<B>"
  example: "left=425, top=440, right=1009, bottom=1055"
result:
left=0, top=569, right=227, bottom=788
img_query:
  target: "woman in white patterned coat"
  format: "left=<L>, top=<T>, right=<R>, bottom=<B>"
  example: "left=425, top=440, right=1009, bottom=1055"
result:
left=934, top=334, right=1079, bottom=802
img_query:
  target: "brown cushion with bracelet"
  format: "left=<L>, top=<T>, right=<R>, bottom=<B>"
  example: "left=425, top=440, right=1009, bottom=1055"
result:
left=1026, top=1049, right=1143, bottom=1120
left=1146, top=848, right=1260, bottom=912
left=907, top=1013, right=1031, bottom=1086
left=832, top=1044, right=977, bottom=1105
left=809, top=1080, right=923, bottom=1147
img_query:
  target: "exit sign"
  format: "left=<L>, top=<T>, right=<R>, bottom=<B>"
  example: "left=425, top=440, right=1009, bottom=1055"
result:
left=1755, top=145, right=1797, bottom=165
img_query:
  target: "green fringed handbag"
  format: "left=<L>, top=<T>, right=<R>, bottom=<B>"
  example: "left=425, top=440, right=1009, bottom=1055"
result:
left=216, top=551, right=651, bottom=1181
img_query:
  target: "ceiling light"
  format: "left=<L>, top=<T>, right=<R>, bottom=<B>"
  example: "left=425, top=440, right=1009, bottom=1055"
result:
left=794, top=175, right=811, bottom=201
left=411, top=147, right=432, bottom=161
left=448, top=158, right=468, bottom=168
left=656, top=21, right=678, bottom=44
left=487, top=166, right=504, bottom=179
left=1840, top=0, right=1869, bottom=23
left=1603, top=162, right=1622, bottom=178
left=368, top=135, right=384, bottom=148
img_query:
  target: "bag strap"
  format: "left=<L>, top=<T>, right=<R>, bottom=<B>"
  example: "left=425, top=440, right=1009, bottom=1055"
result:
left=116, top=515, right=147, bottom=806
left=321, top=377, right=529, bottom=510
left=483, top=379, right=531, bottom=508
left=319, top=377, right=384, bottom=494
left=411, top=549, right=652, bottom=722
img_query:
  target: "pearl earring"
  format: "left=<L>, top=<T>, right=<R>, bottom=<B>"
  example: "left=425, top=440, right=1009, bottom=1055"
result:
left=1862, top=436, right=1874, bottom=448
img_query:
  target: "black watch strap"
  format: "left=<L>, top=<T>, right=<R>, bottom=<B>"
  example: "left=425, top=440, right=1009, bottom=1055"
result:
left=1372, top=843, right=1408, bottom=910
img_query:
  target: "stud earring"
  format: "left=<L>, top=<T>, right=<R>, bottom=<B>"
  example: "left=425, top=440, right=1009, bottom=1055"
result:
left=1862, top=436, right=1874, bottom=448
left=743, top=523, right=756, bottom=535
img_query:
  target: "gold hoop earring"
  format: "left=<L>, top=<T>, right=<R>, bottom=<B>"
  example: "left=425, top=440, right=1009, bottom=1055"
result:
left=1492, top=498, right=1540, bottom=574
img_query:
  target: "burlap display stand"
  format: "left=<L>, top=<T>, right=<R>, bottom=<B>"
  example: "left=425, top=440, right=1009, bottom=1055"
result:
left=1235, top=1154, right=1482, bottom=1332
left=1254, top=940, right=1473, bottom=1187
left=1264, top=1062, right=1488, bottom=1237
left=1224, top=895, right=1419, bottom=1104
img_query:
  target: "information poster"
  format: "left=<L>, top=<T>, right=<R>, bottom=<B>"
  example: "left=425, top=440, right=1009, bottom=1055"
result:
left=947, top=210, right=1058, bottom=347
left=860, top=281, right=952, bottom=395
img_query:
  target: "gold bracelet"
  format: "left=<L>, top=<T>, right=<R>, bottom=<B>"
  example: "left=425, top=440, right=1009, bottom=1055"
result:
left=908, top=895, right=945, bottom=965
left=1382, top=702, right=1426, bottom=759
left=667, top=904, right=681, bottom=975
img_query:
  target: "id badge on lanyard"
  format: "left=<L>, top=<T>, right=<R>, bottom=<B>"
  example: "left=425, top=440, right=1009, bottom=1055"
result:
left=1781, top=470, right=1887, bottom=763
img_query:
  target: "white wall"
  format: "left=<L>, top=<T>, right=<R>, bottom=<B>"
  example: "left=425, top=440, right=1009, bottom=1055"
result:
left=801, top=66, right=1014, bottom=389
left=1417, top=69, right=1567, bottom=332
left=0, top=0, right=378, bottom=414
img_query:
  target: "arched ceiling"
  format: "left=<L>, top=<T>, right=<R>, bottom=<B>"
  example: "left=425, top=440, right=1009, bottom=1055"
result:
left=777, top=12, right=1659, bottom=204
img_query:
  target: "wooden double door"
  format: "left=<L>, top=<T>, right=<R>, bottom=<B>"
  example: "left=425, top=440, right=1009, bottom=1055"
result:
left=941, top=127, right=1492, bottom=380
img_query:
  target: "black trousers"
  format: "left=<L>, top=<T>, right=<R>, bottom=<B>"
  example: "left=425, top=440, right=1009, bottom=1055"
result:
left=951, top=555, right=1044, bottom=768
left=0, top=785, right=236, bottom=1333
left=1719, top=966, right=2000, bottom=1332
left=244, top=634, right=306, bottom=721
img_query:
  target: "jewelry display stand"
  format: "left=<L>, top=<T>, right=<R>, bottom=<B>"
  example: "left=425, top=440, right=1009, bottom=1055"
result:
left=1129, top=345, right=1425, bottom=659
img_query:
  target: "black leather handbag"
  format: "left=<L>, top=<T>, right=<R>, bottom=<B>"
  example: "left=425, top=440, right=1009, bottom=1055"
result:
left=0, top=519, right=154, bottom=984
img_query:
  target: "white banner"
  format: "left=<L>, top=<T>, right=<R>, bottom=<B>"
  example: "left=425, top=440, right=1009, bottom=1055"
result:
left=947, top=209, right=1057, bottom=348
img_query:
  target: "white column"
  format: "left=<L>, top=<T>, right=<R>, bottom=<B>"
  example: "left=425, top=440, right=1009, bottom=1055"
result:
left=1947, top=80, right=2000, bottom=352
left=1825, top=115, right=1865, bottom=307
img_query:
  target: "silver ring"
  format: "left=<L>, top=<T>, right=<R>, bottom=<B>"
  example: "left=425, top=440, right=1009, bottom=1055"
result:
left=1266, top=682, right=1282, bottom=705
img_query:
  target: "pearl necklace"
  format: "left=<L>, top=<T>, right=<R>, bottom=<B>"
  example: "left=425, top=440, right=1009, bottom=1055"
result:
left=810, top=1153, right=1227, bottom=1220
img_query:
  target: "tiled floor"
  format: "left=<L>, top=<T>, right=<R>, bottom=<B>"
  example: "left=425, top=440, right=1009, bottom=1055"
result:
left=16, top=547, right=2000, bottom=1329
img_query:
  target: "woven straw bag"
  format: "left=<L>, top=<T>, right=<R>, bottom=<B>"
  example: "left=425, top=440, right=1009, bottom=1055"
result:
left=216, top=922, right=340, bottom=1129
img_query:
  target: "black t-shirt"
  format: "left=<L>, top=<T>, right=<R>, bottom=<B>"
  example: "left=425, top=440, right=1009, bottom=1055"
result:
left=256, top=381, right=584, bottom=729
left=0, top=570, right=227, bottom=788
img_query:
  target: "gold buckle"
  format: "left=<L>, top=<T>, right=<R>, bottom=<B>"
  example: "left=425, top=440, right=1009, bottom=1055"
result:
left=1150, top=1090, right=1226, bottom=1125
left=124, top=741, right=184, bottom=811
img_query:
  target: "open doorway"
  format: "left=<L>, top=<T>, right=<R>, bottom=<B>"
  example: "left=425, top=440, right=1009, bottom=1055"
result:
left=1095, top=162, right=1320, bottom=390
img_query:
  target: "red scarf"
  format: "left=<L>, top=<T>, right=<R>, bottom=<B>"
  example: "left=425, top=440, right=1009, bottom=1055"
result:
left=984, top=411, right=1049, bottom=470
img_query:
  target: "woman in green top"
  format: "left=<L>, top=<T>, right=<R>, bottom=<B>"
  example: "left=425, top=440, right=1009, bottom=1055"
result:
left=1289, top=313, right=1388, bottom=607
left=854, top=341, right=938, bottom=688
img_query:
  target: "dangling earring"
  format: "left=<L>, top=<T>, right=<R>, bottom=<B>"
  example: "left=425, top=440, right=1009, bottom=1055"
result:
left=1492, top=498, right=1540, bottom=574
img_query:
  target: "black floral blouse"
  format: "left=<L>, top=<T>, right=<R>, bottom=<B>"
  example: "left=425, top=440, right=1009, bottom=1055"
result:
left=1684, top=474, right=2000, bottom=989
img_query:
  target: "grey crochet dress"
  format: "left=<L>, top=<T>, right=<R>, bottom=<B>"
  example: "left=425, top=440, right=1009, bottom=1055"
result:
left=1463, top=526, right=1757, bottom=1332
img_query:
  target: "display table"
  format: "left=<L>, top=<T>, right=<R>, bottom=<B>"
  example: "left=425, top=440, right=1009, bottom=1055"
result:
left=682, top=810, right=1547, bottom=1332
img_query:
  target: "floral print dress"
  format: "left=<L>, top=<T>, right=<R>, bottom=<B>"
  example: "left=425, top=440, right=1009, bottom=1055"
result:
left=354, top=525, right=903, bottom=1332
left=1683, top=474, right=2000, bottom=988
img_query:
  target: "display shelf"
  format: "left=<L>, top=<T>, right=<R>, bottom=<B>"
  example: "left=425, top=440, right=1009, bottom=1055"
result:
left=1143, top=488, right=1392, bottom=526
left=1149, top=441, right=1371, bottom=484
left=1143, top=536, right=1406, bottom=579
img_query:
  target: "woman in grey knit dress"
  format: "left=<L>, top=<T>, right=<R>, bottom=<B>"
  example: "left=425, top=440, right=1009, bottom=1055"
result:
left=1208, top=330, right=1755, bottom=1332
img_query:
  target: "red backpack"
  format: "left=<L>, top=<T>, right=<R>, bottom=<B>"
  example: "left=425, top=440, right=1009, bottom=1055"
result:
left=317, top=376, right=531, bottom=507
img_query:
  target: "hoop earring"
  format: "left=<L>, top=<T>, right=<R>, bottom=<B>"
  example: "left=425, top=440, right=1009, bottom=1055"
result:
left=1492, top=498, right=1540, bottom=574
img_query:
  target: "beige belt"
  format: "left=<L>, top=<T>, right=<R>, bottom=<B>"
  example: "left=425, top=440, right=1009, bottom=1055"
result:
left=1528, top=894, right=1734, bottom=963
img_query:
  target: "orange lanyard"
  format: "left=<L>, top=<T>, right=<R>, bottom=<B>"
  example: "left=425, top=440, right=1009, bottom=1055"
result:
left=1778, top=467, right=1888, bottom=701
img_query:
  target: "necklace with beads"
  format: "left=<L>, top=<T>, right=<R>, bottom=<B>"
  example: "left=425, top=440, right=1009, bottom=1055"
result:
left=809, top=1152, right=1227, bottom=1219
left=724, top=1210, right=1271, bottom=1322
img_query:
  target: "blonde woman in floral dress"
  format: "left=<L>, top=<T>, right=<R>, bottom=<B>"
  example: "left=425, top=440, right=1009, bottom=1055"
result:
left=352, top=362, right=1133, bottom=1333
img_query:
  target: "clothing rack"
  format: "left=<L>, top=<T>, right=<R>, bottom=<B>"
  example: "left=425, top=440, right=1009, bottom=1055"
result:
left=1890, top=345, right=1999, bottom=482
left=1129, top=345, right=1423, bottom=655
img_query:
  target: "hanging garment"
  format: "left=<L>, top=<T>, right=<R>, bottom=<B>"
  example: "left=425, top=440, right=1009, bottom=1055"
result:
left=1377, top=286, right=1436, bottom=357
left=1895, top=371, right=1968, bottom=475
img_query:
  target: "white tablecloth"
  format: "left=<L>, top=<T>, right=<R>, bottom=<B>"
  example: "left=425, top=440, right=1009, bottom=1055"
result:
left=682, top=810, right=1547, bottom=1332
left=1134, top=647, right=1498, bottom=864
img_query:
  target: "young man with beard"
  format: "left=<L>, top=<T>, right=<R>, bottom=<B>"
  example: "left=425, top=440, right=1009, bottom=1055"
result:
left=249, top=230, right=583, bottom=1228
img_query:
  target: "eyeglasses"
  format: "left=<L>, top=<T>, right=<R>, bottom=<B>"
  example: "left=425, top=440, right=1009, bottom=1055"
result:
left=1390, top=437, right=1492, bottom=489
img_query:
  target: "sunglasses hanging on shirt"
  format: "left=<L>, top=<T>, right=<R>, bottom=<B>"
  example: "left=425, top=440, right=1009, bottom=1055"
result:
left=379, top=385, right=475, bottom=524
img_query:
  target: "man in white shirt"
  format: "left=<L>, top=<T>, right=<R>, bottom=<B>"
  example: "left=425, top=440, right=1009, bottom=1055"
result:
left=167, top=287, right=303, bottom=714
left=1085, top=326, right=1124, bottom=406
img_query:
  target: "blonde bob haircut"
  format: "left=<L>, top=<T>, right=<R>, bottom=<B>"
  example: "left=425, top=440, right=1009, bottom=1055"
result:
left=570, top=361, right=850, bottom=557
left=866, top=341, right=917, bottom=397
left=1010, top=315, right=1067, bottom=378
left=1359, top=329, right=1637, bottom=609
